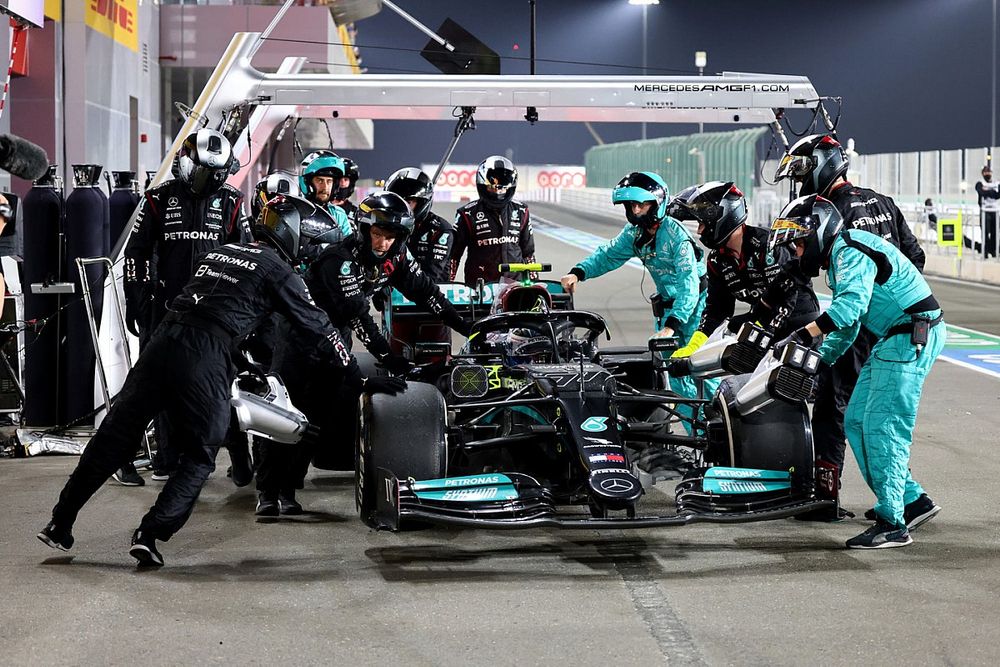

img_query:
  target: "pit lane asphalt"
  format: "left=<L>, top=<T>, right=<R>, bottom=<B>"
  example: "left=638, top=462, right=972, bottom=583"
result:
left=1, top=202, right=997, bottom=666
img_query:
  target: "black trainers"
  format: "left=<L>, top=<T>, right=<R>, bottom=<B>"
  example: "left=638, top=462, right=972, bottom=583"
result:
left=846, top=519, right=913, bottom=549
left=150, top=469, right=174, bottom=482
left=793, top=506, right=855, bottom=523
left=112, top=464, right=144, bottom=486
left=255, top=493, right=279, bottom=517
left=278, top=493, right=303, bottom=516
left=37, top=522, right=74, bottom=551
left=129, top=530, right=164, bottom=567
left=863, top=494, right=941, bottom=531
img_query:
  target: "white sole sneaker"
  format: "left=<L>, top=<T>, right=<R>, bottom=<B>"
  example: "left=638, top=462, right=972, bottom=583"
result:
left=129, top=543, right=164, bottom=567
left=907, top=504, right=941, bottom=531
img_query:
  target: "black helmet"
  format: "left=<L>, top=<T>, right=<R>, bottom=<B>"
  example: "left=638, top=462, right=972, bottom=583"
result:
left=768, top=194, right=844, bottom=277
left=669, top=181, right=748, bottom=249
left=774, top=134, right=849, bottom=197
left=384, top=167, right=434, bottom=221
left=611, top=171, right=670, bottom=230
left=299, top=150, right=346, bottom=203
left=253, top=194, right=316, bottom=265
left=299, top=206, right=348, bottom=265
left=476, top=156, right=518, bottom=209
left=355, top=191, right=415, bottom=265
left=176, top=129, right=237, bottom=197
left=338, top=157, right=360, bottom=201
left=252, top=171, right=299, bottom=221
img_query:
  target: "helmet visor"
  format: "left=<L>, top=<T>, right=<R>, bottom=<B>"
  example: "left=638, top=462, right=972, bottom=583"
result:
left=483, top=167, right=516, bottom=194
left=768, top=217, right=812, bottom=251
left=774, top=154, right=813, bottom=182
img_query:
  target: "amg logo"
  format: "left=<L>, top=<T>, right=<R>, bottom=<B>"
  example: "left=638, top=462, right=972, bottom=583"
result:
left=634, top=84, right=790, bottom=93
left=164, top=231, right=217, bottom=241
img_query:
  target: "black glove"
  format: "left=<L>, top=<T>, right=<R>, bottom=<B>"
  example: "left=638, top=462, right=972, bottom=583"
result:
left=380, top=353, right=414, bottom=376
left=362, top=375, right=407, bottom=396
left=774, top=327, right=816, bottom=357
left=124, top=285, right=153, bottom=337
left=452, top=317, right=473, bottom=338
left=372, top=286, right=391, bottom=313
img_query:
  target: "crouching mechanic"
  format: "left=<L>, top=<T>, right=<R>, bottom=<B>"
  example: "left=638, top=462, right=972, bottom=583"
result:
left=560, top=171, right=717, bottom=428
left=37, top=196, right=404, bottom=566
left=257, top=191, right=472, bottom=514
left=769, top=194, right=943, bottom=549
left=667, top=181, right=820, bottom=356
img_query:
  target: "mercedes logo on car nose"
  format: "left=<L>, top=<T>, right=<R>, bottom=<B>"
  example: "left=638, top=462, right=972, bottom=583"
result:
left=600, top=477, right=635, bottom=493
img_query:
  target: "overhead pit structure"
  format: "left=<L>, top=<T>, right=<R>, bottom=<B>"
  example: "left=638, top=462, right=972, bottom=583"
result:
left=95, top=29, right=827, bottom=411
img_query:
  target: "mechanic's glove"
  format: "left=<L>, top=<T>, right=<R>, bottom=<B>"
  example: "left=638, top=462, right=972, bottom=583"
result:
left=774, top=327, right=816, bottom=357
left=671, top=330, right=708, bottom=359
left=372, top=286, right=391, bottom=312
left=362, top=375, right=408, bottom=396
left=123, top=287, right=151, bottom=338
left=380, top=353, right=414, bottom=376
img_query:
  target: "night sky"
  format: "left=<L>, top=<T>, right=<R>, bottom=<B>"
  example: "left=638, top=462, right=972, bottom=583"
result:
left=344, top=0, right=997, bottom=179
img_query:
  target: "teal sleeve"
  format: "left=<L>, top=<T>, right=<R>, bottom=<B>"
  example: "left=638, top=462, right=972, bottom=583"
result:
left=819, top=320, right=860, bottom=364
left=662, top=236, right=701, bottom=327
left=824, top=246, right=876, bottom=330
left=575, top=225, right=636, bottom=280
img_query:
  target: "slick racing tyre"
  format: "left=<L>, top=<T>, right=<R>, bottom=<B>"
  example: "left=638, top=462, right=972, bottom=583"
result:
left=356, top=381, right=447, bottom=528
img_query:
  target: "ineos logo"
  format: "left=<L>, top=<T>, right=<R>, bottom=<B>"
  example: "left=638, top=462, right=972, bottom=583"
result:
left=600, top=477, right=635, bottom=493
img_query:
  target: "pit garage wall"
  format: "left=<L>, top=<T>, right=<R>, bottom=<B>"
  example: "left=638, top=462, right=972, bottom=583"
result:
left=67, top=2, right=162, bottom=186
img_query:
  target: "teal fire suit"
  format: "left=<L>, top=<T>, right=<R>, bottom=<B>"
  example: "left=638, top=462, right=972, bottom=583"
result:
left=573, top=218, right=720, bottom=425
left=816, top=230, right=945, bottom=528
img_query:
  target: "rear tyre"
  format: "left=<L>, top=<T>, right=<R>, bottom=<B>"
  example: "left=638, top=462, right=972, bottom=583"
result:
left=356, top=381, right=447, bottom=527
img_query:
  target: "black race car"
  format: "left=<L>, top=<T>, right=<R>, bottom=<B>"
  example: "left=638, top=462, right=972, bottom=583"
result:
left=359, top=265, right=838, bottom=530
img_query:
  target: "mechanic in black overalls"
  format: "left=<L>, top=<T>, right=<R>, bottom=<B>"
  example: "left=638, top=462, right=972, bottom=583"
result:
left=450, top=156, right=535, bottom=286
left=331, top=155, right=360, bottom=222
left=255, top=191, right=471, bottom=516
left=385, top=167, right=454, bottom=282
left=122, top=129, right=249, bottom=485
left=669, top=181, right=820, bottom=358
left=38, top=195, right=405, bottom=566
left=774, top=133, right=926, bottom=501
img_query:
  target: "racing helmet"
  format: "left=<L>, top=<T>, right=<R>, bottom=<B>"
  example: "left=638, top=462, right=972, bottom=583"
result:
left=355, top=191, right=415, bottom=265
left=299, top=150, right=347, bottom=203
left=612, top=171, right=670, bottom=230
left=384, top=167, right=435, bottom=221
left=493, top=283, right=553, bottom=315
left=176, top=129, right=237, bottom=197
left=476, top=156, right=518, bottom=209
left=502, top=327, right=553, bottom=365
left=774, top=134, right=849, bottom=197
left=669, top=181, right=748, bottom=249
left=252, top=194, right=316, bottom=265
left=298, top=206, right=349, bottom=266
left=768, top=194, right=844, bottom=277
left=251, top=170, right=299, bottom=221
left=338, top=156, right=360, bottom=201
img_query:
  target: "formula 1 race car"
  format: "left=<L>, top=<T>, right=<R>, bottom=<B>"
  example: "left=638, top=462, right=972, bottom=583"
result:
left=358, top=264, right=838, bottom=530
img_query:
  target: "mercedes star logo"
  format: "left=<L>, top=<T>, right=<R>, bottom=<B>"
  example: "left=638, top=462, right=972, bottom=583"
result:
left=600, top=477, right=635, bottom=493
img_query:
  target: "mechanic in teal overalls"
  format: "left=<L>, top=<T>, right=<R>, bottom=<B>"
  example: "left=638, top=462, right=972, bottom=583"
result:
left=560, top=171, right=719, bottom=428
left=298, top=150, right=354, bottom=239
left=769, top=194, right=944, bottom=550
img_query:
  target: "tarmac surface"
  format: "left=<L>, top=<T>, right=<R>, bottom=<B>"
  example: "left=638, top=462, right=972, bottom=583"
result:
left=2, top=202, right=999, bottom=666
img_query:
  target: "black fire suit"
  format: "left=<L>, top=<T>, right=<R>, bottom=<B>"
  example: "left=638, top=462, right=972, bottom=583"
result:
left=976, top=177, right=999, bottom=258
left=450, top=199, right=535, bottom=286
left=125, top=179, right=249, bottom=329
left=813, top=180, right=926, bottom=475
left=701, top=225, right=819, bottom=339
left=258, top=240, right=468, bottom=492
left=410, top=211, right=455, bottom=283
left=51, top=242, right=357, bottom=542
left=124, top=179, right=248, bottom=473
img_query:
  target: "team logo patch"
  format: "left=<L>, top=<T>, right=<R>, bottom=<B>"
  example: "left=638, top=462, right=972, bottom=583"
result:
left=340, top=261, right=352, bottom=275
left=438, top=232, right=449, bottom=246
left=211, top=198, right=222, bottom=210
left=581, top=416, right=609, bottom=432
left=168, top=197, right=179, bottom=207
